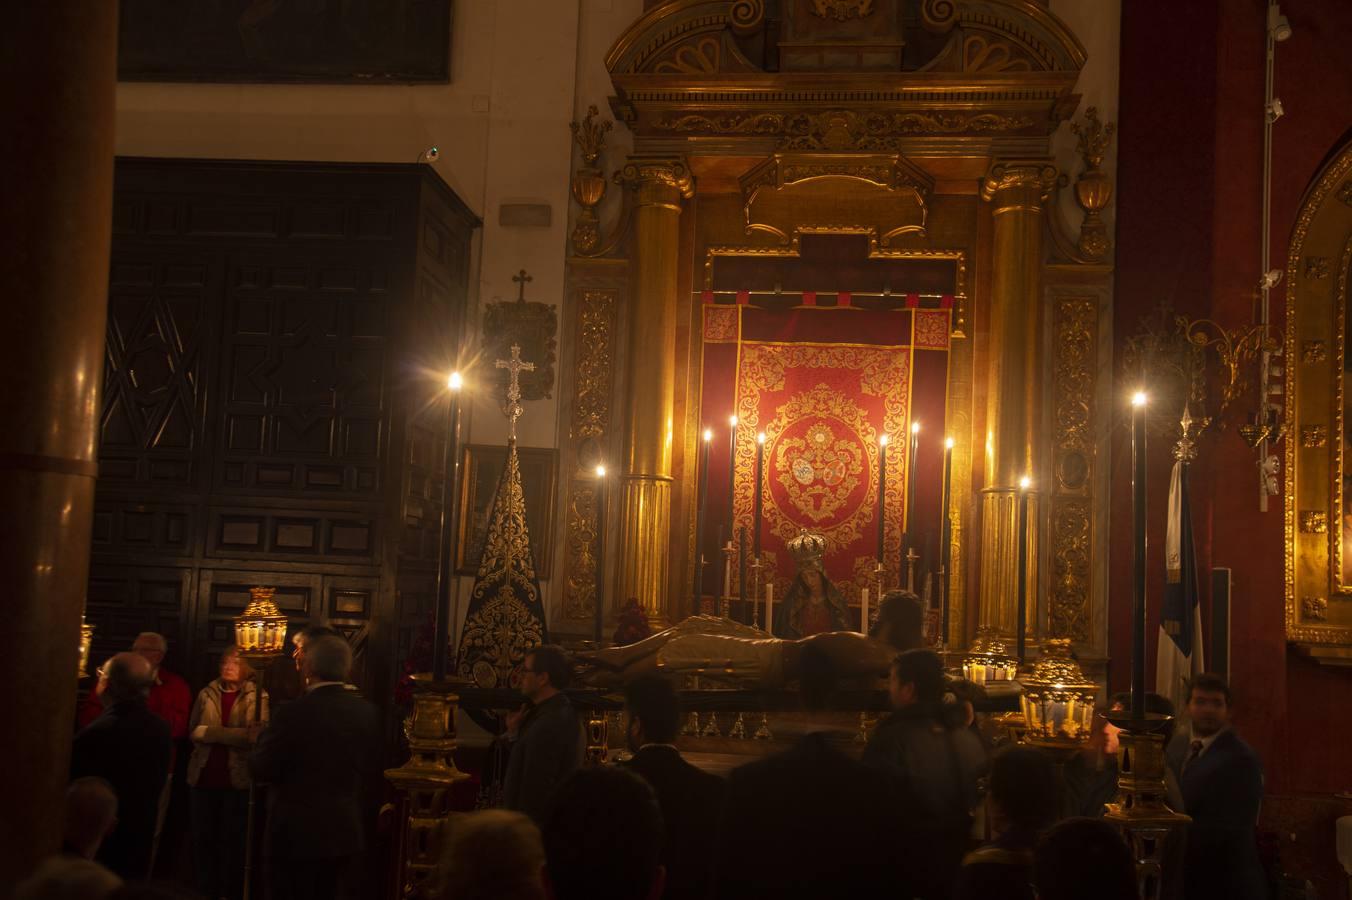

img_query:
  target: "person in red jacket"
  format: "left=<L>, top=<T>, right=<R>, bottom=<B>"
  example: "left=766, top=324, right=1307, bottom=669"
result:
left=78, top=633, right=191, bottom=740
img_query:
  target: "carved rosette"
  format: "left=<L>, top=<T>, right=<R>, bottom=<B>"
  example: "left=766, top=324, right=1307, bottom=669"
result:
left=1049, top=296, right=1098, bottom=642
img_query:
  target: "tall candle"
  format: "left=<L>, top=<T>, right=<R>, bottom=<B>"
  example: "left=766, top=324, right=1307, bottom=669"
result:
left=594, top=465, right=607, bottom=644
left=1016, top=476, right=1031, bottom=663
left=765, top=583, right=775, bottom=637
left=433, top=371, right=463, bottom=682
left=876, top=434, right=888, bottom=562
left=738, top=526, right=748, bottom=612
left=860, top=587, right=870, bottom=635
left=940, top=437, right=954, bottom=646
left=727, top=415, right=738, bottom=544
left=906, top=421, right=921, bottom=536
left=693, top=429, right=712, bottom=606
left=754, top=432, right=765, bottom=558
left=1131, top=391, right=1148, bottom=722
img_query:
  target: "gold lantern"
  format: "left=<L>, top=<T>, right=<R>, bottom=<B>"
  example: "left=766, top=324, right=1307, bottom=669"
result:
left=1019, top=638, right=1097, bottom=744
left=234, top=586, right=289, bottom=658
left=961, top=625, right=1018, bottom=686
left=78, top=615, right=94, bottom=679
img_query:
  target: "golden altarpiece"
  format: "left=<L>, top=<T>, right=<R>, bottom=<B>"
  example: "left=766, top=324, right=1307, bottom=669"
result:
left=553, top=0, right=1117, bottom=662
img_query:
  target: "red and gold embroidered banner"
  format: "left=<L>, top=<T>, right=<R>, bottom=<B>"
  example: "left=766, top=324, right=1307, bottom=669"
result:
left=699, top=305, right=949, bottom=604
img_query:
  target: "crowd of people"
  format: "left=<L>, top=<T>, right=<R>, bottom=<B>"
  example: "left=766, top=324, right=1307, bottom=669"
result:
left=24, top=601, right=1267, bottom=900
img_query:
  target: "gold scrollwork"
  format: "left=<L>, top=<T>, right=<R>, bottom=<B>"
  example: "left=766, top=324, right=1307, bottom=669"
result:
left=1303, top=596, right=1328, bottom=621
left=811, top=0, right=874, bottom=21
left=1301, top=510, right=1328, bottom=534
left=1304, top=256, right=1331, bottom=280
left=1049, top=296, right=1098, bottom=643
left=563, top=484, right=600, bottom=621
left=570, top=291, right=617, bottom=443
left=1302, top=340, right=1327, bottom=364
left=1301, top=425, right=1328, bottom=448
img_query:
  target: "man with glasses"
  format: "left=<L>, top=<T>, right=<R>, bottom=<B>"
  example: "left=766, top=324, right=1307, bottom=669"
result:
left=502, top=644, right=584, bottom=822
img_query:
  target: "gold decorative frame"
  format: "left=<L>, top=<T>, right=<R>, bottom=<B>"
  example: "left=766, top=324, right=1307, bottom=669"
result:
left=1285, top=138, right=1352, bottom=657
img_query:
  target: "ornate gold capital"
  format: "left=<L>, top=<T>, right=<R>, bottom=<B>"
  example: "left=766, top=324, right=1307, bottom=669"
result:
left=618, top=156, right=694, bottom=206
left=980, top=160, right=1060, bottom=206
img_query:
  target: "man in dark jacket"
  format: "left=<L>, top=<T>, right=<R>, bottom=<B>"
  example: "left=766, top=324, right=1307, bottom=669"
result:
left=1165, top=673, right=1266, bottom=900
left=502, top=644, right=584, bottom=821
left=620, top=675, right=725, bottom=900
left=251, top=635, right=382, bottom=900
left=863, top=649, right=987, bottom=899
left=70, top=652, right=172, bottom=880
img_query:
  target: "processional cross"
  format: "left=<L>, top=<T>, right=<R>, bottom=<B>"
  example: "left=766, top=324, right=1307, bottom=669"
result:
left=496, top=343, right=535, bottom=441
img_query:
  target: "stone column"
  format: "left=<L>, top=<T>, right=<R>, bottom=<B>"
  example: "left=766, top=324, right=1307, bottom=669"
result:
left=616, top=157, right=691, bottom=625
left=978, top=161, right=1058, bottom=642
left=0, top=2, right=116, bottom=884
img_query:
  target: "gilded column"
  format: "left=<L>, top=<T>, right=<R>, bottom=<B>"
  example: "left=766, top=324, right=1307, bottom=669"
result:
left=978, top=161, right=1058, bottom=640
left=617, top=157, right=691, bottom=624
left=0, top=1, right=116, bottom=882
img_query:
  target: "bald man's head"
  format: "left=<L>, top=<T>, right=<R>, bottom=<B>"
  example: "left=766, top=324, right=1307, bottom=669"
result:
left=103, top=652, right=154, bottom=704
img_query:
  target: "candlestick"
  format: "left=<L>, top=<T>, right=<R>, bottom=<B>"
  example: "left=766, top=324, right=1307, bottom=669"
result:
left=754, top=432, right=765, bottom=558
left=722, top=540, right=733, bottom=605
left=765, top=583, right=775, bottom=637
left=860, top=587, right=869, bottom=635
left=594, top=465, right=607, bottom=644
left=876, top=434, right=888, bottom=562
left=1131, top=391, right=1148, bottom=722
left=726, top=415, right=739, bottom=551
left=1016, top=475, right=1030, bottom=663
left=693, top=429, right=712, bottom=607
left=433, top=371, right=463, bottom=682
left=940, top=437, right=954, bottom=647
left=738, top=526, right=748, bottom=620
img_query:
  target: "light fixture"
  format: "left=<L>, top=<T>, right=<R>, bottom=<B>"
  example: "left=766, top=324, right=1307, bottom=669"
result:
left=234, top=586, right=289, bottom=659
left=448, top=371, right=463, bottom=391
left=961, top=626, right=1017, bottom=687
left=1019, top=638, right=1098, bottom=745
left=1268, top=4, right=1292, bottom=41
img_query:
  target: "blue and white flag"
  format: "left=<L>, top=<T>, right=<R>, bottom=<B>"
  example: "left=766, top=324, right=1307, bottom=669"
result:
left=1157, top=458, right=1205, bottom=712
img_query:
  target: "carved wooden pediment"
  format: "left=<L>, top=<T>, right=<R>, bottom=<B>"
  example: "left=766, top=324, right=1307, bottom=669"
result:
left=606, top=0, right=1085, bottom=150
left=739, top=153, right=931, bottom=246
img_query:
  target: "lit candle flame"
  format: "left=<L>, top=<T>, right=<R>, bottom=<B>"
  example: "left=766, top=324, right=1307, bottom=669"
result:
left=757, top=432, right=766, bottom=445
left=1019, top=475, right=1032, bottom=491
left=1131, top=390, right=1148, bottom=407
left=703, top=429, right=713, bottom=442
left=880, top=434, right=889, bottom=446
left=448, top=371, right=463, bottom=390
left=596, top=464, right=606, bottom=478
left=729, top=414, right=738, bottom=427
left=945, top=437, right=954, bottom=449
left=911, top=421, right=921, bottom=434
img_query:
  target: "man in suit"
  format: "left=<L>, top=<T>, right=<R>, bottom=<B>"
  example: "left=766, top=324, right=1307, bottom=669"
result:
left=1165, top=673, right=1266, bottom=900
left=502, top=644, right=584, bottom=822
left=542, top=767, right=666, bottom=900
left=620, top=675, right=725, bottom=900
left=251, top=635, right=382, bottom=900
left=70, top=652, right=172, bottom=880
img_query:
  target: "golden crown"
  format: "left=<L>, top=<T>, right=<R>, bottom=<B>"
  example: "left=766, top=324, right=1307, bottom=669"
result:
left=788, top=529, right=827, bottom=570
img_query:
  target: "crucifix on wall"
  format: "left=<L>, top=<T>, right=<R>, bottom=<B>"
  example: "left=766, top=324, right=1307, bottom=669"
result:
left=482, top=267, right=557, bottom=405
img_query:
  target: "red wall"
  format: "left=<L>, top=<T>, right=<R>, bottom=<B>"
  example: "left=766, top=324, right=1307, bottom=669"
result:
left=1114, top=0, right=1352, bottom=798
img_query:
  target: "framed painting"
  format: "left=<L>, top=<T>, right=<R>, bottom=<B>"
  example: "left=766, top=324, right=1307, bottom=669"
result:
left=456, top=444, right=558, bottom=578
left=117, top=0, right=453, bottom=84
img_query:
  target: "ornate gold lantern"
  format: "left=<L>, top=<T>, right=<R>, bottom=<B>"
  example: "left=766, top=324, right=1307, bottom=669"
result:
left=1019, top=638, right=1097, bottom=744
left=961, top=625, right=1018, bottom=686
left=78, top=615, right=94, bottom=679
left=234, top=586, right=289, bottom=657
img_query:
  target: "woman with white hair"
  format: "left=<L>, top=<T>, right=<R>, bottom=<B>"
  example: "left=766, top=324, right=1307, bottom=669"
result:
left=187, top=646, right=268, bottom=900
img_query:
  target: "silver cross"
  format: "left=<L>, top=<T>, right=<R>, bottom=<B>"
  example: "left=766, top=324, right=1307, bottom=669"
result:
left=495, top=343, right=535, bottom=440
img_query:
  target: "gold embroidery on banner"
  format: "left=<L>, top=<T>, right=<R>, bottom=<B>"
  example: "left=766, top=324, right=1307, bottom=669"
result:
left=732, top=343, right=908, bottom=576
left=773, top=402, right=867, bottom=524
left=704, top=305, right=740, bottom=343
left=456, top=446, right=546, bottom=689
left=913, top=310, right=951, bottom=350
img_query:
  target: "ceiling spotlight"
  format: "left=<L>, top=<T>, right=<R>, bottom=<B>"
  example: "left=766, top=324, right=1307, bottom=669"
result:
left=420, top=146, right=440, bottom=163
left=1260, top=269, right=1283, bottom=290
left=1268, top=5, right=1292, bottom=41
left=1266, top=97, right=1284, bottom=123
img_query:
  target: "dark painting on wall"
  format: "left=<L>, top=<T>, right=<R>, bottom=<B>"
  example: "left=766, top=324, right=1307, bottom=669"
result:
left=117, top=0, right=453, bottom=83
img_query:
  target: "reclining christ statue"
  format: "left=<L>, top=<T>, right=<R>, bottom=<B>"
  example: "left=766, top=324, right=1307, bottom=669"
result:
left=579, top=590, right=925, bottom=690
